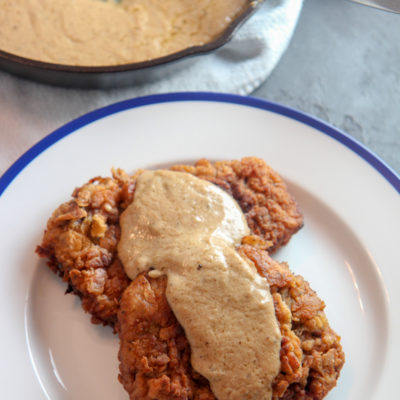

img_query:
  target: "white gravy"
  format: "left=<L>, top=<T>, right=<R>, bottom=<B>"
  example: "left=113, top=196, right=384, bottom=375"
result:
left=0, top=0, right=248, bottom=66
left=118, top=170, right=281, bottom=400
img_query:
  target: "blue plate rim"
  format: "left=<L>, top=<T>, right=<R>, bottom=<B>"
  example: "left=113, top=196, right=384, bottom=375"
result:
left=1, top=91, right=399, bottom=197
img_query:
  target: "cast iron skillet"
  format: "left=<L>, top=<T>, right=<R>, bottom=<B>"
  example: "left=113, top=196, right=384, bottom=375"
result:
left=0, top=0, right=264, bottom=89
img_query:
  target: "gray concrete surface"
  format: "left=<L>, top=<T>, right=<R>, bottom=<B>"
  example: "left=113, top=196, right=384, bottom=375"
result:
left=254, top=0, right=400, bottom=174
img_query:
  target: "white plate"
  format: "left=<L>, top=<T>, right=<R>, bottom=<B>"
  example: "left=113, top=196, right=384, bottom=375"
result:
left=0, top=93, right=399, bottom=400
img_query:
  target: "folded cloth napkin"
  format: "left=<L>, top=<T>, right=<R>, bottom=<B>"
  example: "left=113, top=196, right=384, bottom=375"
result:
left=0, top=0, right=303, bottom=176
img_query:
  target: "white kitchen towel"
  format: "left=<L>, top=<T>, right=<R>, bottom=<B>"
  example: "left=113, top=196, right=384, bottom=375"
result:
left=0, top=0, right=303, bottom=175
left=120, top=0, right=304, bottom=95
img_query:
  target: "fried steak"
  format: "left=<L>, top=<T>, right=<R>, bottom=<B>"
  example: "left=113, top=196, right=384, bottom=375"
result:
left=117, top=248, right=344, bottom=400
left=36, top=157, right=344, bottom=400
left=36, top=158, right=303, bottom=326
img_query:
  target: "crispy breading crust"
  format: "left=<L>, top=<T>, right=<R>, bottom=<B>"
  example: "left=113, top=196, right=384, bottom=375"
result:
left=36, top=172, right=133, bottom=326
left=36, top=157, right=303, bottom=326
left=117, top=249, right=344, bottom=400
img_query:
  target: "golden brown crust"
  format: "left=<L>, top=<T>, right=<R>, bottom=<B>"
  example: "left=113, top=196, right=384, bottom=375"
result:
left=36, top=171, right=134, bottom=326
left=36, top=157, right=303, bottom=326
left=116, top=247, right=344, bottom=400
left=117, top=274, right=208, bottom=400
left=240, top=246, right=344, bottom=400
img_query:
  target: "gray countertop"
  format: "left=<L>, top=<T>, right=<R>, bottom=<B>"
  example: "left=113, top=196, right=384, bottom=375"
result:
left=255, top=0, right=400, bottom=174
left=0, top=0, right=399, bottom=178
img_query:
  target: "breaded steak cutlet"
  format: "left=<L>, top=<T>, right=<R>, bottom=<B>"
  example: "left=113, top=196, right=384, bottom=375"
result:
left=36, top=157, right=344, bottom=399
left=36, top=157, right=303, bottom=327
left=116, top=248, right=344, bottom=400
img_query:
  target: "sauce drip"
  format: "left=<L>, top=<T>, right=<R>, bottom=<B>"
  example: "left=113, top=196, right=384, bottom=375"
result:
left=118, top=170, right=281, bottom=400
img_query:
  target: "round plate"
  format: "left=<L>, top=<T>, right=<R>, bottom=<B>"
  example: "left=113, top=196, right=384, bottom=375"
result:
left=0, top=93, right=398, bottom=399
